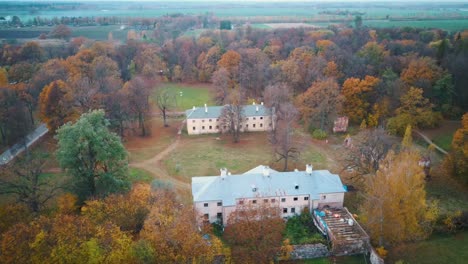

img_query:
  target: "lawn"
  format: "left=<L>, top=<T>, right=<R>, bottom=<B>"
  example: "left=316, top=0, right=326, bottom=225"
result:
left=125, top=117, right=180, bottom=163
left=151, top=83, right=214, bottom=112
left=364, top=19, right=468, bottom=32
left=387, top=231, right=468, bottom=264
left=128, top=167, right=153, bottom=184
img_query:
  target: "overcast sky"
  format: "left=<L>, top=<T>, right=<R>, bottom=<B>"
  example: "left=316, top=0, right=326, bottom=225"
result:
left=4, top=0, right=468, bottom=2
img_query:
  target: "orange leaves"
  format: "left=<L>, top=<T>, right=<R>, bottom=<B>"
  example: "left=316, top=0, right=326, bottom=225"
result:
left=341, top=76, right=380, bottom=124
left=401, top=57, right=443, bottom=87
left=448, top=113, right=468, bottom=183
left=218, top=50, right=241, bottom=74
left=39, top=80, right=79, bottom=130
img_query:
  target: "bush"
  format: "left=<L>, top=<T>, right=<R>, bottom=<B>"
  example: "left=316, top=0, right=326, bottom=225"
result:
left=285, top=209, right=325, bottom=245
left=312, top=129, right=328, bottom=140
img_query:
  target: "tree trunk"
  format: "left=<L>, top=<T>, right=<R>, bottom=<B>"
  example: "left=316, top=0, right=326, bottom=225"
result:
left=283, top=157, right=288, bottom=171
left=163, top=107, right=168, bottom=127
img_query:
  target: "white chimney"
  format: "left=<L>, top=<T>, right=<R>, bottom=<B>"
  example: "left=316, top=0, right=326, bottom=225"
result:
left=193, top=106, right=196, bottom=110
left=261, top=102, right=264, bottom=105
left=306, top=164, right=313, bottom=174
left=262, top=166, right=270, bottom=177
left=252, top=101, right=256, bottom=105
left=204, top=103, right=208, bottom=113
left=256, top=106, right=259, bottom=112
left=294, top=168, right=299, bottom=172
left=220, top=168, right=227, bottom=179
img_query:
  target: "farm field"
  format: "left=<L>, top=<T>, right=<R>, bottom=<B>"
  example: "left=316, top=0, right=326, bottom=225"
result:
left=364, top=19, right=468, bottom=32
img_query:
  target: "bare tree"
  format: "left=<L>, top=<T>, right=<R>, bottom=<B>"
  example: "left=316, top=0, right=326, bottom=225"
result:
left=155, top=87, right=176, bottom=127
left=0, top=152, right=63, bottom=213
left=211, top=67, right=230, bottom=104
left=272, top=103, right=300, bottom=171
left=263, top=83, right=292, bottom=138
left=220, top=104, right=244, bottom=143
left=343, top=128, right=395, bottom=181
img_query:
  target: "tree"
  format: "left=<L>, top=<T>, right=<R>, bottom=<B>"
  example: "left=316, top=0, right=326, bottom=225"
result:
left=224, top=202, right=286, bottom=263
left=344, top=128, right=393, bottom=180
left=220, top=20, right=232, bottom=30
left=387, top=87, right=442, bottom=135
left=361, top=151, right=437, bottom=246
left=354, top=15, right=363, bottom=29
left=212, top=67, right=231, bottom=104
left=0, top=152, right=63, bottom=213
left=341, top=76, right=380, bottom=124
left=122, top=76, right=153, bottom=136
left=445, top=113, right=468, bottom=184
left=272, top=103, right=300, bottom=171
left=56, top=110, right=130, bottom=200
left=0, top=67, right=8, bottom=86
left=402, top=124, right=413, bottom=150
left=155, top=87, right=176, bottom=127
left=296, top=78, right=343, bottom=131
left=39, top=80, right=79, bottom=131
left=220, top=103, right=244, bottom=143
left=49, top=24, right=72, bottom=40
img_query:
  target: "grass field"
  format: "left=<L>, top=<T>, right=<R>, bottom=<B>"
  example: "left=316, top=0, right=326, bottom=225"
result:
left=151, top=83, right=214, bottom=112
left=364, top=19, right=468, bottom=32
left=128, top=167, right=153, bottom=183
left=387, top=231, right=468, bottom=264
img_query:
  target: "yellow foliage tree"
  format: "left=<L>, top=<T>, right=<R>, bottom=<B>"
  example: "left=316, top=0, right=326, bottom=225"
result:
left=361, top=151, right=437, bottom=246
left=446, top=113, right=468, bottom=184
left=341, top=76, right=380, bottom=124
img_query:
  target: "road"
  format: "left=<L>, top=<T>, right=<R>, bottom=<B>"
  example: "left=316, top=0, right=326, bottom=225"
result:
left=0, top=123, right=48, bottom=165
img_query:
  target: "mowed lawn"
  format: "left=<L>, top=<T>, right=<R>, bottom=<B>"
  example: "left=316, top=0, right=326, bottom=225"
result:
left=388, top=231, right=468, bottom=264
left=152, top=83, right=214, bottom=112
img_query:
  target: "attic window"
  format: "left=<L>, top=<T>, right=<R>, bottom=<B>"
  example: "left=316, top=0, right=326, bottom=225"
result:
left=260, top=117, right=263, bottom=120
left=204, top=203, right=208, bottom=207
left=252, top=187, right=257, bottom=192
left=295, top=185, right=299, bottom=190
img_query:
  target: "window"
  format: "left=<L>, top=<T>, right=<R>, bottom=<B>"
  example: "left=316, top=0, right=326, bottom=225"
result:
left=246, top=124, right=249, bottom=128
left=321, top=195, right=327, bottom=200
left=216, top=125, right=219, bottom=129
left=192, top=127, right=196, bottom=130
left=216, top=119, right=219, bottom=122
left=304, top=197, right=309, bottom=201
left=260, top=117, right=263, bottom=120
left=295, top=185, right=299, bottom=190
left=202, top=119, right=205, bottom=123
left=271, top=198, right=276, bottom=203
left=217, top=212, right=223, bottom=220
left=239, top=200, right=244, bottom=205
left=293, top=197, right=298, bottom=201
left=253, top=124, right=256, bottom=128
left=202, top=126, right=205, bottom=130
left=281, top=198, right=286, bottom=202
left=204, top=203, right=208, bottom=207
left=209, top=119, right=212, bottom=122
left=291, top=208, right=296, bottom=213
left=217, top=202, right=222, bottom=206
left=209, top=126, right=212, bottom=130
left=253, top=117, right=256, bottom=120
left=264, top=199, right=269, bottom=203
left=192, top=120, right=195, bottom=123
left=260, top=124, right=263, bottom=127
left=283, top=208, right=288, bottom=213
left=246, top=118, right=249, bottom=121
left=252, top=200, right=257, bottom=204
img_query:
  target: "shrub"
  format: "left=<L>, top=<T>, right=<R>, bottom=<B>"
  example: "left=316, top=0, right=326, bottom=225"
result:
left=285, top=210, right=325, bottom=245
left=312, top=129, right=328, bottom=140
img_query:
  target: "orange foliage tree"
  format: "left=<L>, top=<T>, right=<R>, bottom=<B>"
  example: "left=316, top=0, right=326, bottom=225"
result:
left=445, top=113, right=468, bottom=184
left=341, top=76, right=380, bottom=124
left=39, top=80, right=78, bottom=130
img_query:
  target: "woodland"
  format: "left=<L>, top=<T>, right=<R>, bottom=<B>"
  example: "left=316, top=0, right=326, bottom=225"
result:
left=0, top=12, right=468, bottom=263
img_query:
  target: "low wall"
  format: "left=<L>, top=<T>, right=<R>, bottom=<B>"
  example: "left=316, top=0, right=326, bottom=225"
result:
left=290, top=243, right=330, bottom=260
left=370, top=248, right=385, bottom=264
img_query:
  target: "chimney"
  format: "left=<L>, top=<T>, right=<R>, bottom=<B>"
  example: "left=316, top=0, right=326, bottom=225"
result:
left=220, top=168, right=227, bottom=179
left=294, top=168, right=299, bottom=172
left=261, top=102, right=264, bottom=105
left=192, top=106, right=196, bottom=110
left=204, top=103, right=208, bottom=113
left=262, top=165, right=270, bottom=177
left=306, top=164, right=313, bottom=175
left=256, top=106, right=259, bottom=112
left=252, top=101, right=256, bottom=105
left=251, top=184, right=257, bottom=192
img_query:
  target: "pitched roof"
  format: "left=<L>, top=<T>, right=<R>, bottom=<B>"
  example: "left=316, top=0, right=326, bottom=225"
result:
left=185, top=104, right=271, bottom=119
left=192, top=165, right=346, bottom=206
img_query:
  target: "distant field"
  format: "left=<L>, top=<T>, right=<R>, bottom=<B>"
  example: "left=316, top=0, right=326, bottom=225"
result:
left=364, top=19, right=468, bottom=32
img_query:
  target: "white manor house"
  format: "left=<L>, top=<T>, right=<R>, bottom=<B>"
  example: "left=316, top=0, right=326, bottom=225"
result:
left=191, top=164, right=346, bottom=225
left=185, top=103, right=274, bottom=135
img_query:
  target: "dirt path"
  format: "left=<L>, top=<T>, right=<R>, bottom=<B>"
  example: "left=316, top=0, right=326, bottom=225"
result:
left=130, top=120, right=190, bottom=190
left=414, top=130, right=448, bottom=155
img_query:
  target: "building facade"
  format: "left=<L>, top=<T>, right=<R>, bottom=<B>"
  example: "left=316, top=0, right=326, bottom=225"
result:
left=191, top=165, right=346, bottom=225
left=185, top=103, right=274, bottom=135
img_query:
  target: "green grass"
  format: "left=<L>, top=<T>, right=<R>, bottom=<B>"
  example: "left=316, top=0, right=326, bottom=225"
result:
left=250, top=24, right=272, bottom=29
left=151, top=83, right=214, bottom=112
left=71, top=25, right=128, bottom=41
left=128, top=167, right=153, bottom=183
left=364, top=19, right=468, bottom=32
left=388, top=231, right=468, bottom=264
left=432, top=134, right=453, bottom=151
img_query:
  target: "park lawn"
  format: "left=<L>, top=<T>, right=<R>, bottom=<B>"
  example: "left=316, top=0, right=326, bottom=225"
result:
left=425, top=169, right=468, bottom=215
left=387, top=230, right=468, bottom=264
left=151, top=83, right=214, bottom=112
left=128, top=167, right=153, bottom=184
left=432, top=134, right=453, bottom=151
left=163, top=133, right=273, bottom=181
left=125, top=117, right=180, bottom=163
left=364, top=19, right=468, bottom=32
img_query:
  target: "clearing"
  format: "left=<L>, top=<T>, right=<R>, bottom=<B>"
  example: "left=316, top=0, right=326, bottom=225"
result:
left=151, top=82, right=214, bottom=112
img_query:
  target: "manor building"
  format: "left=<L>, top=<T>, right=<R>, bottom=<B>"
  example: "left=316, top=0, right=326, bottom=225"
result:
left=191, top=164, right=346, bottom=225
left=185, top=103, right=274, bottom=135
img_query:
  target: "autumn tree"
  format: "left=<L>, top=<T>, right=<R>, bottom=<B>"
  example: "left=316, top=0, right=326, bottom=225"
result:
left=49, top=24, right=72, bottom=40
left=140, top=189, right=222, bottom=263
left=56, top=110, right=130, bottom=200
left=361, top=151, right=438, bottom=246
left=212, top=67, right=231, bottom=104
left=39, top=80, right=79, bottom=131
left=341, top=76, right=380, bottom=124
left=400, top=57, right=443, bottom=98
left=387, top=87, right=442, bottom=135
left=122, top=76, right=153, bottom=136
left=445, top=113, right=468, bottom=184
left=0, top=152, right=63, bottom=213
left=219, top=90, right=245, bottom=143
left=217, top=49, right=241, bottom=88
left=296, top=78, right=343, bottom=131
left=224, top=202, right=286, bottom=263
left=238, top=48, right=271, bottom=97
left=154, top=87, right=176, bottom=127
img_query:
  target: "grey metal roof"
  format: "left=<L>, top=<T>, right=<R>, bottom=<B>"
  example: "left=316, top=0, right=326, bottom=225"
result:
left=185, top=104, right=271, bottom=119
left=192, top=165, right=346, bottom=206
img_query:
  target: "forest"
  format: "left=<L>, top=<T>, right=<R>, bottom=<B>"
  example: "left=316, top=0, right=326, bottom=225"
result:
left=0, top=9, right=468, bottom=264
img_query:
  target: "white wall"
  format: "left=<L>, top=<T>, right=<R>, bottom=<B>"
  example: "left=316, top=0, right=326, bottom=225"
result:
left=186, top=115, right=274, bottom=135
